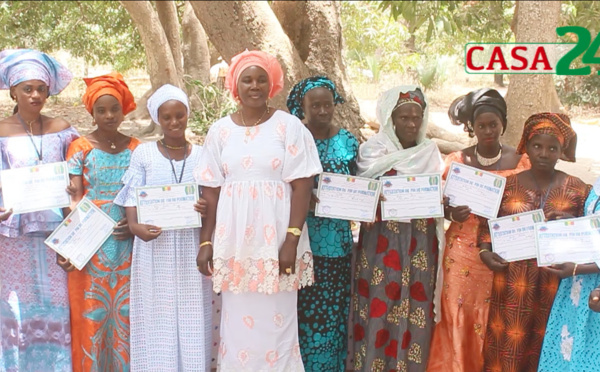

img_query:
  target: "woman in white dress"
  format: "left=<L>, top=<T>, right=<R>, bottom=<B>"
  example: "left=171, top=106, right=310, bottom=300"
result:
left=114, top=84, right=212, bottom=371
left=195, top=50, right=322, bottom=371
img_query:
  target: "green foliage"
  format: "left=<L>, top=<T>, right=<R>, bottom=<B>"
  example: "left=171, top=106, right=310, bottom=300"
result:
left=556, top=73, right=600, bottom=107
left=186, top=79, right=237, bottom=137
left=415, top=55, right=450, bottom=91
left=0, top=1, right=145, bottom=72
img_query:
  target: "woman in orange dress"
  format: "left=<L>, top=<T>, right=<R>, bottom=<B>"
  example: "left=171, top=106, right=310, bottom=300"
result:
left=427, top=88, right=529, bottom=372
left=478, top=113, right=590, bottom=372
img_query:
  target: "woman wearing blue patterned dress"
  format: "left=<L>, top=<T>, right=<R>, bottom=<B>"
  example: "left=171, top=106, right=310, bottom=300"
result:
left=287, top=76, right=359, bottom=371
left=538, top=176, right=600, bottom=371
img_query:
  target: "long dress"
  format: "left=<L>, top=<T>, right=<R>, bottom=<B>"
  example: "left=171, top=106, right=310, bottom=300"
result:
left=353, top=168, right=440, bottom=372
left=66, top=137, right=139, bottom=372
left=427, top=152, right=530, bottom=372
left=113, top=142, right=212, bottom=371
left=195, top=110, right=322, bottom=372
left=537, top=177, right=600, bottom=371
left=298, top=128, right=358, bottom=372
left=479, top=174, right=590, bottom=372
left=0, top=127, right=79, bottom=371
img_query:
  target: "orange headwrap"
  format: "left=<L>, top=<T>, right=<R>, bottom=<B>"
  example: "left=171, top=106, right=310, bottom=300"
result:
left=225, top=50, right=284, bottom=100
left=82, top=72, right=136, bottom=115
left=517, top=112, right=577, bottom=162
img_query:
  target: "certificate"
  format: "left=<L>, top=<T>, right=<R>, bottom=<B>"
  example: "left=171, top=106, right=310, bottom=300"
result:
left=443, top=162, right=506, bottom=219
left=0, top=162, right=70, bottom=214
left=315, top=173, right=381, bottom=222
left=489, top=209, right=545, bottom=262
left=45, top=198, right=116, bottom=271
left=535, top=215, right=600, bottom=266
left=136, top=183, right=201, bottom=230
left=380, top=173, right=443, bottom=220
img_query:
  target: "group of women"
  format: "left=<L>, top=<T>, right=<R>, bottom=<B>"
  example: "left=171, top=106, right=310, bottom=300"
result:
left=0, top=47, right=599, bottom=372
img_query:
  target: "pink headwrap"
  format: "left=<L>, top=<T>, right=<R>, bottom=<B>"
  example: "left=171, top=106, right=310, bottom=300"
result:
left=225, top=50, right=284, bottom=100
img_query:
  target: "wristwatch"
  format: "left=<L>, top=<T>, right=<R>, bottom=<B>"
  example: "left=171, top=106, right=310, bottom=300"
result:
left=287, top=227, right=302, bottom=237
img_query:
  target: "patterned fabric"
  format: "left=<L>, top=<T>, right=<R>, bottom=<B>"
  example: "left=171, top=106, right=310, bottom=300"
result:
left=516, top=112, right=576, bottom=162
left=286, top=76, right=345, bottom=120
left=66, top=136, right=139, bottom=372
left=146, top=84, right=189, bottom=125
left=538, top=177, right=600, bottom=371
left=448, top=88, right=507, bottom=137
left=0, top=48, right=72, bottom=94
left=427, top=151, right=530, bottom=372
left=0, top=127, right=79, bottom=372
left=478, top=174, right=591, bottom=372
left=113, top=142, right=212, bottom=370
left=82, top=72, right=136, bottom=115
left=195, top=110, right=322, bottom=294
left=353, top=170, right=439, bottom=372
left=298, top=255, right=351, bottom=372
left=225, top=49, right=284, bottom=100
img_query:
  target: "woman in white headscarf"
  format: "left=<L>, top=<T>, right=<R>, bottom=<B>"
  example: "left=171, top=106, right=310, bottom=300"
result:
left=352, top=86, right=445, bottom=372
left=114, top=84, right=212, bottom=371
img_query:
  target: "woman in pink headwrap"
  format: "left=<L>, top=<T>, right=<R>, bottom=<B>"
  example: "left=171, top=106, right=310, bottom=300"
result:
left=195, top=50, right=322, bottom=371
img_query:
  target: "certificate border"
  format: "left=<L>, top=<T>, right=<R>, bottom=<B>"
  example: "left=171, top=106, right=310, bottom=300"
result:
left=488, top=209, right=545, bottom=262
left=380, top=173, right=444, bottom=220
left=0, top=161, right=71, bottom=214
left=535, top=214, right=600, bottom=266
left=135, top=182, right=201, bottom=230
left=45, top=197, right=116, bottom=271
left=314, top=172, right=382, bottom=222
left=443, top=161, right=506, bottom=219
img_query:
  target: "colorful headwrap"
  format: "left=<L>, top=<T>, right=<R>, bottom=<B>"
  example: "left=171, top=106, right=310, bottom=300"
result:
left=82, top=72, right=136, bottom=115
left=517, top=112, right=577, bottom=162
left=392, top=88, right=426, bottom=113
left=0, top=48, right=72, bottom=95
left=225, top=49, right=284, bottom=101
left=146, top=84, right=189, bottom=125
left=286, top=76, right=345, bottom=120
left=448, top=88, right=507, bottom=137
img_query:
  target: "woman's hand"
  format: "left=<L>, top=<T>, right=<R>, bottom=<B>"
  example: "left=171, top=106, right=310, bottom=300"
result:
left=279, top=236, right=298, bottom=275
left=0, top=207, right=13, bottom=222
left=112, top=218, right=132, bottom=241
left=447, top=205, right=471, bottom=223
left=479, top=250, right=509, bottom=272
left=546, top=262, right=577, bottom=279
left=546, top=211, right=575, bottom=221
left=130, top=223, right=162, bottom=242
left=194, top=198, right=208, bottom=217
left=56, top=253, right=76, bottom=272
left=66, top=181, right=77, bottom=197
left=589, top=287, right=600, bottom=312
left=196, top=245, right=214, bottom=277
left=309, top=193, right=320, bottom=212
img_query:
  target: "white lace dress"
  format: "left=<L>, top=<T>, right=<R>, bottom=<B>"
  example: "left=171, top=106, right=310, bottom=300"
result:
left=195, top=110, right=322, bottom=371
left=114, top=142, right=212, bottom=371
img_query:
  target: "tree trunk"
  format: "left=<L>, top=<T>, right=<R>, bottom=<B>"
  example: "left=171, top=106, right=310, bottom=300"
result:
left=181, top=1, right=210, bottom=85
left=120, top=0, right=182, bottom=90
left=503, top=1, right=561, bottom=147
left=155, top=0, right=184, bottom=79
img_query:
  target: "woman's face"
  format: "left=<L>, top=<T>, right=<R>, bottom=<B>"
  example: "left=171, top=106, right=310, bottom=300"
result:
left=157, top=100, right=188, bottom=140
left=302, top=87, right=335, bottom=128
left=392, top=103, right=423, bottom=148
left=526, top=133, right=562, bottom=172
left=10, top=79, right=48, bottom=113
left=473, top=111, right=503, bottom=146
left=92, top=95, right=124, bottom=132
left=237, top=66, right=270, bottom=108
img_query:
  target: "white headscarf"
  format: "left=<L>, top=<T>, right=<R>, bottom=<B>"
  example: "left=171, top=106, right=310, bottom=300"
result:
left=146, top=84, right=190, bottom=124
left=357, top=85, right=446, bottom=322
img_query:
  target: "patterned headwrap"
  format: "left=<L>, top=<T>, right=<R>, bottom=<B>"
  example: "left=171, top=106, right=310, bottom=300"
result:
left=146, top=84, right=189, bottom=125
left=0, top=48, right=72, bottom=95
left=286, top=76, right=345, bottom=119
left=392, top=88, right=427, bottom=113
left=82, top=72, right=136, bottom=115
left=225, top=49, right=284, bottom=101
left=448, top=88, right=507, bottom=137
left=517, top=112, right=577, bottom=162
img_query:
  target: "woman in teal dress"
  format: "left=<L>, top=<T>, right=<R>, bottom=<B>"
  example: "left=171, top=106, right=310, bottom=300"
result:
left=538, top=176, right=600, bottom=371
left=287, top=76, right=359, bottom=371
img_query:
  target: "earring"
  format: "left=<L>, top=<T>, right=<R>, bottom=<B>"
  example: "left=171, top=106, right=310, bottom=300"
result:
left=266, top=99, right=270, bottom=113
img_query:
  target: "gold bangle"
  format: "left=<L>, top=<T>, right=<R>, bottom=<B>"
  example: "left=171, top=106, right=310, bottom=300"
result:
left=573, top=263, right=578, bottom=277
left=199, top=241, right=213, bottom=248
left=478, top=249, right=490, bottom=255
left=287, top=227, right=302, bottom=237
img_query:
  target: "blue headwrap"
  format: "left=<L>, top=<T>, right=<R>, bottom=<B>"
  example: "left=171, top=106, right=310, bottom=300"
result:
left=286, top=76, right=345, bottom=120
left=0, top=49, right=72, bottom=95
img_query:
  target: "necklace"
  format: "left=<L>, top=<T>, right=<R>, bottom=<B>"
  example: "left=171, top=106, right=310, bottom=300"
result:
left=241, top=106, right=269, bottom=136
left=161, top=140, right=187, bottom=150
left=530, top=170, right=556, bottom=209
left=475, top=144, right=502, bottom=167
left=16, top=113, right=43, bottom=163
left=107, top=139, right=117, bottom=150
left=160, top=140, right=188, bottom=184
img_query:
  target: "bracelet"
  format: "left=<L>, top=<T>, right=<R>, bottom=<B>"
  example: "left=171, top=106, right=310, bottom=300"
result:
left=287, top=227, right=302, bottom=237
left=199, top=241, right=213, bottom=248
left=478, top=248, right=490, bottom=255
left=449, top=211, right=456, bottom=222
left=573, top=263, right=578, bottom=277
